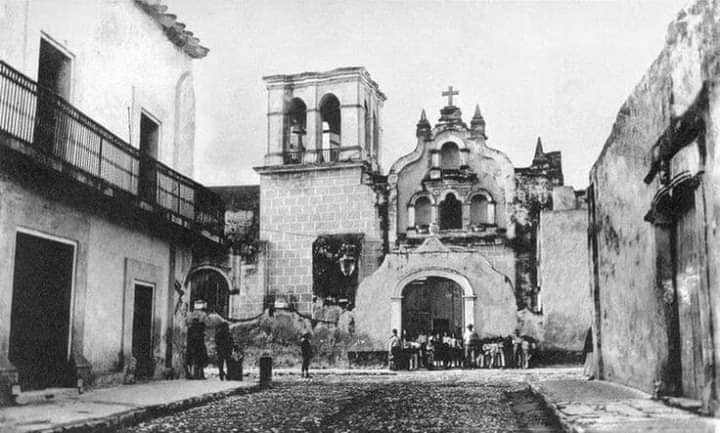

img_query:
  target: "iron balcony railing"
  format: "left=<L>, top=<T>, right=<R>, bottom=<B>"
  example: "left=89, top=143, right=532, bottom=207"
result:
left=0, top=60, right=224, bottom=241
left=280, top=146, right=362, bottom=165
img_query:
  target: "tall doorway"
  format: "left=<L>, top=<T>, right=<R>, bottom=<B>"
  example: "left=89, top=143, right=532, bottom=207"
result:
left=9, top=231, right=75, bottom=390
left=402, top=277, right=463, bottom=338
left=36, top=37, right=72, bottom=155
left=188, top=268, right=230, bottom=317
left=132, top=283, right=155, bottom=379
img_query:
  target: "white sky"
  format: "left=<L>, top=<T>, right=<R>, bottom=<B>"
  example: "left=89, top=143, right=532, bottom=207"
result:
left=165, top=0, right=687, bottom=189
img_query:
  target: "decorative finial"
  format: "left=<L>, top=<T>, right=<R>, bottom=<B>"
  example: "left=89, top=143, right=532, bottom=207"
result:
left=416, top=109, right=431, bottom=138
left=535, top=137, right=544, bottom=156
left=471, top=104, right=486, bottom=138
left=441, top=85, right=459, bottom=107
left=472, top=104, right=483, bottom=120
left=533, top=136, right=547, bottom=162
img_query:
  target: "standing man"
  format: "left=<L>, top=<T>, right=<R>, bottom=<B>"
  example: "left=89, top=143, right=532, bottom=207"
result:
left=215, top=322, right=232, bottom=381
left=388, top=329, right=401, bottom=370
left=463, top=324, right=477, bottom=368
left=582, top=327, right=594, bottom=380
left=300, top=333, right=313, bottom=378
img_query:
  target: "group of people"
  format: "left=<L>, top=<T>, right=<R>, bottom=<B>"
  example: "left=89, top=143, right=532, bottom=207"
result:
left=388, top=325, right=535, bottom=370
left=185, top=313, right=237, bottom=381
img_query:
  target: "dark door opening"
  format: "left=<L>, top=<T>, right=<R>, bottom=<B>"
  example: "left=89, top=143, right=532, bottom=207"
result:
left=402, top=277, right=463, bottom=339
left=189, top=269, right=230, bottom=317
left=36, top=38, right=72, bottom=154
left=132, top=283, right=154, bottom=379
left=9, top=232, right=74, bottom=390
left=138, top=112, right=159, bottom=202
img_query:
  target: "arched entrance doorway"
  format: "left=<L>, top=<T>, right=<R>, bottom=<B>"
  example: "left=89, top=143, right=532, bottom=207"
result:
left=402, top=277, right=464, bottom=338
left=187, top=267, right=231, bottom=318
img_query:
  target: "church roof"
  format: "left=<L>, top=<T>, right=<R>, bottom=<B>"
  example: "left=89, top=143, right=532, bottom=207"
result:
left=135, top=0, right=209, bottom=59
left=263, top=67, right=386, bottom=100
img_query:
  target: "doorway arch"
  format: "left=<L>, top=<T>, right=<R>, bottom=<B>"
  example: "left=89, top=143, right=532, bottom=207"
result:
left=401, top=276, right=464, bottom=339
left=185, top=265, right=232, bottom=318
left=390, top=269, right=476, bottom=336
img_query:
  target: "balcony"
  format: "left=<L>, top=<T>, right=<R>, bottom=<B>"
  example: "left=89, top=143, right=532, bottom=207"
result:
left=280, top=147, right=360, bottom=165
left=0, top=60, right=224, bottom=243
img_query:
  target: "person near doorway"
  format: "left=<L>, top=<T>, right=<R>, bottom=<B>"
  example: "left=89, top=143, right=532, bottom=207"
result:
left=186, top=316, right=208, bottom=379
left=426, top=334, right=436, bottom=369
left=582, top=327, right=594, bottom=380
left=511, top=330, right=523, bottom=369
left=388, top=329, right=401, bottom=370
left=300, top=333, right=313, bottom=378
left=215, top=321, right=232, bottom=381
left=463, top=325, right=476, bottom=368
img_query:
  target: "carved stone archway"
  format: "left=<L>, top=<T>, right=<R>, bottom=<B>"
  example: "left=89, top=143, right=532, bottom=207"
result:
left=390, top=268, right=476, bottom=334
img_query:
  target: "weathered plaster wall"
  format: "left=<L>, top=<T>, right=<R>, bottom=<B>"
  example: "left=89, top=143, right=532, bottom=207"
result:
left=539, top=209, right=591, bottom=351
left=0, top=177, right=91, bottom=364
left=0, top=0, right=196, bottom=176
left=354, top=242, right=517, bottom=349
left=390, top=130, right=514, bottom=238
left=260, top=165, right=383, bottom=313
left=0, top=174, right=185, bottom=380
left=589, top=0, right=720, bottom=394
left=84, top=217, right=172, bottom=373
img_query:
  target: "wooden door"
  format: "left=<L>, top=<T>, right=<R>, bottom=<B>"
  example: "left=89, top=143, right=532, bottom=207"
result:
left=9, top=232, right=74, bottom=390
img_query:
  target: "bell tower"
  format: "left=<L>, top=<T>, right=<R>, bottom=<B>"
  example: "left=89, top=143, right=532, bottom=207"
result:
left=261, top=67, right=385, bottom=172
left=254, top=67, right=387, bottom=314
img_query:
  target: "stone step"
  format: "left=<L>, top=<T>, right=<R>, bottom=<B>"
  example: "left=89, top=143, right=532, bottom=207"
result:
left=14, top=387, right=79, bottom=405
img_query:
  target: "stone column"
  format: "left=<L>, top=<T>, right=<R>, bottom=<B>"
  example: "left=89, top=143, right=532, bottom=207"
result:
left=390, top=296, right=403, bottom=333
left=340, top=105, right=360, bottom=153
left=463, top=295, right=476, bottom=328
left=431, top=151, right=440, bottom=168
left=487, top=202, right=496, bottom=225
left=305, top=109, right=321, bottom=161
left=459, top=149, right=469, bottom=167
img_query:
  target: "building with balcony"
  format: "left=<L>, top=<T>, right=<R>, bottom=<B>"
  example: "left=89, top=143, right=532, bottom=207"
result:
left=0, top=0, right=223, bottom=403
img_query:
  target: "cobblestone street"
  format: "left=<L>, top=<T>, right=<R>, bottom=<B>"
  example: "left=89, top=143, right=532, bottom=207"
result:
left=118, top=369, right=575, bottom=433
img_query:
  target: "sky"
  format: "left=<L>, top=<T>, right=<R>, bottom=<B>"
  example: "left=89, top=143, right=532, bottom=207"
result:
left=164, top=0, right=688, bottom=189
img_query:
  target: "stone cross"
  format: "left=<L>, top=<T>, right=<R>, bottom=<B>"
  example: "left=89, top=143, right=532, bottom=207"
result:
left=442, top=85, right=459, bottom=106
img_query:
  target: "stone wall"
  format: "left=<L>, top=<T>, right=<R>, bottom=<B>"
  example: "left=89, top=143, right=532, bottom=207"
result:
left=589, top=0, right=720, bottom=399
left=259, top=164, right=383, bottom=314
left=538, top=209, right=591, bottom=351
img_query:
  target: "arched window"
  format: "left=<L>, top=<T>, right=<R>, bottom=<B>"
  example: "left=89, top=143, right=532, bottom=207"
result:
left=440, top=142, right=460, bottom=170
left=414, top=196, right=432, bottom=228
left=320, top=94, right=341, bottom=161
left=284, top=98, right=306, bottom=163
left=470, top=194, right=495, bottom=226
left=364, top=101, right=371, bottom=155
left=439, top=193, right=462, bottom=230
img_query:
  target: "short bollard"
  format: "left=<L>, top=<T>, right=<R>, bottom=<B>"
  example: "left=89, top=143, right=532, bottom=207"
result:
left=259, top=356, right=272, bottom=387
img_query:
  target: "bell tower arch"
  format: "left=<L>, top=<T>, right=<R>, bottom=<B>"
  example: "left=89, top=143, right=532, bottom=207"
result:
left=262, top=67, right=385, bottom=171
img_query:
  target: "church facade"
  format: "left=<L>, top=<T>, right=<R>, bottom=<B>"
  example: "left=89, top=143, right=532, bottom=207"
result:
left=244, top=67, right=590, bottom=355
